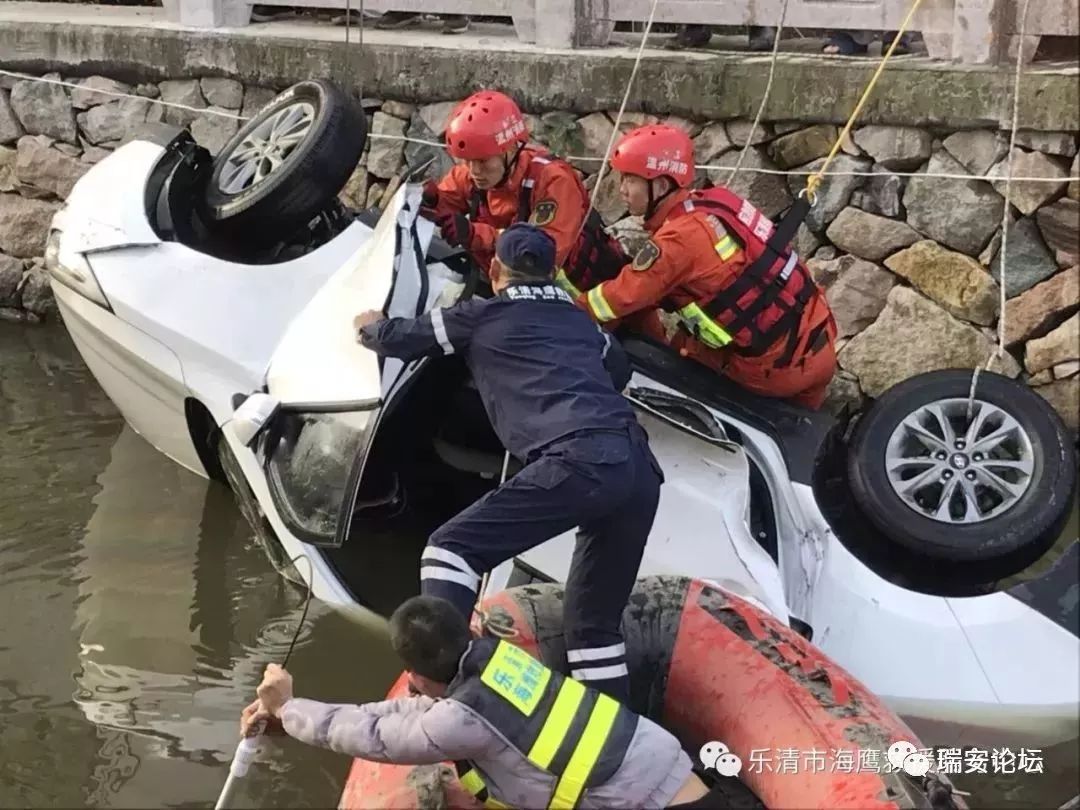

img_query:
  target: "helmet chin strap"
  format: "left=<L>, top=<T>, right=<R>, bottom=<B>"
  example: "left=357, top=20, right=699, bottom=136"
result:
left=644, top=177, right=676, bottom=221
left=495, top=144, right=526, bottom=188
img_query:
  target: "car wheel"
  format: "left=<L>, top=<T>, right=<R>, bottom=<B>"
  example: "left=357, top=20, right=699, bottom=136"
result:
left=847, top=369, right=1077, bottom=582
left=216, top=437, right=307, bottom=589
left=201, top=79, right=366, bottom=240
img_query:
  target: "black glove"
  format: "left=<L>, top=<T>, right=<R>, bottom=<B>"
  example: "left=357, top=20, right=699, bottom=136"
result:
left=419, top=181, right=440, bottom=222
left=437, top=212, right=473, bottom=248
left=421, top=180, right=439, bottom=210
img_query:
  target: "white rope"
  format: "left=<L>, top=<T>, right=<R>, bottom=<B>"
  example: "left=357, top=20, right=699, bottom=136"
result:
left=991, top=0, right=1030, bottom=365
left=725, top=0, right=791, bottom=185
left=967, top=0, right=1031, bottom=418
left=1, top=68, right=1074, bottom=187
left=579, top=0, right=663, bottom=233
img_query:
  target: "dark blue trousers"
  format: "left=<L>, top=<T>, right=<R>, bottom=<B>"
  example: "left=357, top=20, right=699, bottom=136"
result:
left=420, top=423, right=663, bottom=701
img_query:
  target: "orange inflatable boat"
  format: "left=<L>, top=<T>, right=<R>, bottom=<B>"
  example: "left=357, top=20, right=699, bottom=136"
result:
left=340, top=576, right=965, bottom=810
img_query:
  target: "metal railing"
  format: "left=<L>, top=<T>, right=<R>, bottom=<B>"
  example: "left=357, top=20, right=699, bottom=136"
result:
left=162, top=0, right=1078, bottom=63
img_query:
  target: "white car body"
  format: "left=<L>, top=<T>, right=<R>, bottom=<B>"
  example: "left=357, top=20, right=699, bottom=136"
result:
left=47, top=131, right=1079, bottom=749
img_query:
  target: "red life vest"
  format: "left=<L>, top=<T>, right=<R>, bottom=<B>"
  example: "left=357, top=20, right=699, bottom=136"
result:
left=667, top=186, right=820, bottom=367
left=467, top=151, right=628, bottom=292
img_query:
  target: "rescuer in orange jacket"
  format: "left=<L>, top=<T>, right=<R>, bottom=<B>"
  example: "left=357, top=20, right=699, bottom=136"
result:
left=420, top=90, right=628, bottom=295
left=576, top=124, right=839, bottom=410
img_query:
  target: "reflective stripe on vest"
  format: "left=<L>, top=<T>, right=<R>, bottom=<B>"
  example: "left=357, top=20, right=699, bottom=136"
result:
left=455, top=639, right=627, bottom=810
left=715, top=234, right=738, bottom=261
left=457, top=764, right=512, bottom=809
left=675, top=301, right=734, bottom=349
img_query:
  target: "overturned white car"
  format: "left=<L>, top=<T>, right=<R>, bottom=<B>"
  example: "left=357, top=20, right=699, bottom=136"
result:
left=45, top=80, right=1078, bottom=747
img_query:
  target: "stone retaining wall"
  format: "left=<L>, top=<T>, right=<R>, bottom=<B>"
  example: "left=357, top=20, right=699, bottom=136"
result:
left=0, top=70, right=1077, bottom=430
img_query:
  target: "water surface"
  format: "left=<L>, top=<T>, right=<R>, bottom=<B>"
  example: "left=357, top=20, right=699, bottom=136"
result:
left=0, top=321, right=1076, bottom=808
left=0, top=323, right=400, bottom=808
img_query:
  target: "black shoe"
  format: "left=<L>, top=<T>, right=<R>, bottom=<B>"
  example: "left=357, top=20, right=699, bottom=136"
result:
left=665, top=24, right=712, bottom=50
left=250, top=5, right=296, bottom=22
left=881, top=30, right=913, bottom=55
left=331, top=9, right=380, bottom=26
left=441, top=14, right=470, bottom=34
left=748, top=25, right=778, bottom=51
left=822, top=32, right=868, bottom=55
left=376, top=11, right=421, bottom=30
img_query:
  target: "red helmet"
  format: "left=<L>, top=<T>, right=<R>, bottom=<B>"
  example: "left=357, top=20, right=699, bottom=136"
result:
left=610, top=124, right=695, bottom=188
left=445, top=90, right=529, bottom=160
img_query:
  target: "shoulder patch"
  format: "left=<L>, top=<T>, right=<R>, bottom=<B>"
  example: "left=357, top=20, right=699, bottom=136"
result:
left=631, top=239, right=661, bottom=271
left=530, top=200, right=558, bottom=226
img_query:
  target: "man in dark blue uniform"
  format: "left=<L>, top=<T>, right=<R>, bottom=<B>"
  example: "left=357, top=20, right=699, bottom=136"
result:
left=355, top=223, right=664, bottom=700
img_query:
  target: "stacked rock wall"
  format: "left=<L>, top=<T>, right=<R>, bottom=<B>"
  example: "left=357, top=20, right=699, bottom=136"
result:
left=1, top=71, right=1076, bottom=430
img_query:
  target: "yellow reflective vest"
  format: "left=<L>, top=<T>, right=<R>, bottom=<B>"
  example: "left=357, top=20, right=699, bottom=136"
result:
left=447, top=637, right=638, bottom=809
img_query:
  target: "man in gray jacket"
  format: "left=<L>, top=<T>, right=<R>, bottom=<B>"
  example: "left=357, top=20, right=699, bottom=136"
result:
left=241, top=595, right=719, bottom=808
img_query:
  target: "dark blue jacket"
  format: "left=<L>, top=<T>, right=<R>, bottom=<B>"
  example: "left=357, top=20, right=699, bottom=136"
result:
left=359, top=283, right=637, bottom=461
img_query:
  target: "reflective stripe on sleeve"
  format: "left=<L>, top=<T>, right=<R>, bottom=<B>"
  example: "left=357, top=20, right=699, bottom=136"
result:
left=430, top=307, right=454, bottom=355
left=585, top=285, right=617, bottom=323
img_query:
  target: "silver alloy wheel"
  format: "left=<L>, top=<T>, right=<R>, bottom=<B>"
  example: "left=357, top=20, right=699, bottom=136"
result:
left=884, top=397, right=1035, bottom=524
left=217, top=102, right=316, bottom=195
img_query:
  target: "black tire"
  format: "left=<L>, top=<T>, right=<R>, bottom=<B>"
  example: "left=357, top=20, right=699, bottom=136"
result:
left=847, top=369, right=1077, bottom=583
left=201, top=79, right=366, bottom=239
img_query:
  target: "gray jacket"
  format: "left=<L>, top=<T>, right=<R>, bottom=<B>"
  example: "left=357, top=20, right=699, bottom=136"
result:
left=281, top=694, right=692, bottom=808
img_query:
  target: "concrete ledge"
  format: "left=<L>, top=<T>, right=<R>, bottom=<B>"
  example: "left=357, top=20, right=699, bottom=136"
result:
left=1, top=3, right=1077, bottom=131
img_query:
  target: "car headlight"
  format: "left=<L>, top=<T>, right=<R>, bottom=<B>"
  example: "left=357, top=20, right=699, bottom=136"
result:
left=44, top=230, right=111, bottom=309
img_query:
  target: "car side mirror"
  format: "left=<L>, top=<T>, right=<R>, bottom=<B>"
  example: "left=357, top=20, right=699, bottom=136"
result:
left=232, top=392, right=281, bottom=448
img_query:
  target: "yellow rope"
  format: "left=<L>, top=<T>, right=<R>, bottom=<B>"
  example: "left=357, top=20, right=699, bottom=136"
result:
left=806, top=0, right=928, bottom=201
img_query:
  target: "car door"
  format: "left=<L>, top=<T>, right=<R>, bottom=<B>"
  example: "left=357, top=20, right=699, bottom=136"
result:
left=264, top=183, right=443, bottom=408
left=623, top=384, right=792, bottom=623
left=256, top=183, right=457, bottom=548
left=488, top=378, right=793, bottom=624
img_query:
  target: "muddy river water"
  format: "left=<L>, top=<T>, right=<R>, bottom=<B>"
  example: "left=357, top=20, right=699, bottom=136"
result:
left=1, top=321, right=1077, bottom=808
